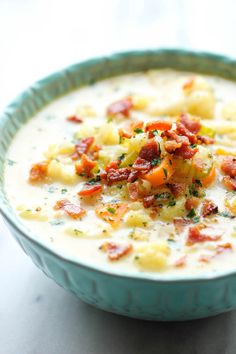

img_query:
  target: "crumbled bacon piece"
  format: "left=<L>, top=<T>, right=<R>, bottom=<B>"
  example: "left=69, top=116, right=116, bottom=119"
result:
left=221, top=156, right=236, bottom=178
left=133, top=157, right=151, bottom=171
left=222, top=176, right=236, bottom=191
left=78, top=183, right=102, bottom=197
left=29, top=161, right=48, bottom=183
left=75, top=154, right=97, bottom=177
left=187, top=226, right=221, bottom=245
left=201, top=199, right=218, bottom=217
left=174, top=144, right=198, bottom=159
left=164, top=140, right=182, bottom=153
left=138, top=140, right=160, bottom=161
left=173, top=217, right=192, bottom=233
left=180, top=114, right=201, bottom=134
left=105, top=160, right=119, bottom=172
left=90, top=144, right=101, bottom=160
left=106, top=168, right=131, bottom=185
left=72, top=137, right=94, bottom=159
left=176, top=122, right=197, bottom=144
left=182, top=78, right=194, bottom=91
left=99, top=242, right=132, bottom=260
left=197, top=135, right=214, bottom=145
left=143, top=195, right=155, bottom=208
left=54, top=199, right=86, bottom=219
left=107, top=97, right=133, bottom=117
left=67, top=115, right=83, bottom=123
left=185, top=197, right=200, bottom=211
left=169, top=183, right=186, bottom=197
left=128, top=182, right=139, bottom=200
left=127, top=170, right=140, bottom=183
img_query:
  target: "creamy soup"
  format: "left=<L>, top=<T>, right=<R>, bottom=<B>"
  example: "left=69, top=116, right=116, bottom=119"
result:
left=4, top=69, right=236, bottom=276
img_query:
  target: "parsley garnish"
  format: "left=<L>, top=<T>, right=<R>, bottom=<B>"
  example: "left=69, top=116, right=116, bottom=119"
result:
left=187, top=208, right=197, bottom=218
left=168, top=200, right=176, bottom=207
left=152, top=130, right=159, bottom=136
left=88, top=176, right=101, bottom=185
left=118, top=153, right=126, bottom=161
left=107, top=207, right=116, bottom=214
left=155, top=192, right=171, bottom=200
left=61, top=188, right=68, bottom=194
left=192, top=216, right=200, bottom=223
left=151, top=158, right=161, bottom=166
left=7, top=159, right=16, bottom=166
left=134, top=128, right=144, bottom=134
left=219, top=211, right=235, bottom=219
left=49, top=219, right=64, bottom=226
left=191, top=144, right=197, bottom=148
left=163, top=168, right=168, bottom=179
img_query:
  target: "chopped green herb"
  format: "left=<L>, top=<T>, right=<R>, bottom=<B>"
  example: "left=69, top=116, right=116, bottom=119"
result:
left=187, top=208, right=197, bottom=218
left=143, top=222, right=148, bottom=227
left=7, top=159, right=16, bottom=166
left=168, top=200, right=176, bottom=207
left=152, top=130, right=159, bottom=136
left=163, top=168, right=168, bottom=179
left=155, top=192, right=171, bottom=200
left=49, top=219, right=64, bottom=226
left=117, top=185, right=123, bottom=189
left=134, top=128, right=144, bottom=134
left=192, top=216, right=200, bottom=223
left=88, top=176, right=101, bottom=184
left=74, top=229, right=83, bottom=236
left=118, top=153, right=126, bottom=161
left=169, top=159, right=172, bottom=166
left=195, top=179, right=202, bottom=187
left=151, top=158, right=161, bottom=166
left=167, top=238, right=176, bottom=243
left=219, top=211, right=235, bottom=219
left=191, top=144, right=197, bottom=148
left=61, top=188, right=68, bottom=194
left=48, top=186, right=57, bottom=193
left=107, top=207, right=116, bottom=214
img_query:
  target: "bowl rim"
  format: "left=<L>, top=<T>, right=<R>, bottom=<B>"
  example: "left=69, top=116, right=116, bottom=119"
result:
left=1, top=47, right=236, bottom=283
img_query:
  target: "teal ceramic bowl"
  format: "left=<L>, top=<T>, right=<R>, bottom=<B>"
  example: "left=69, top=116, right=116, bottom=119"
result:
left=1, top=49, right=236, bottom=321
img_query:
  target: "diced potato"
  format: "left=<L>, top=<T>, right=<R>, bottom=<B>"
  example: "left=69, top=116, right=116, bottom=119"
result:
left=225, top=195, right=236, bottom=216
left=132, top=95, right=152, bottom=110
left=18, top=207, right=48, bottom=221
left=159, top=198, right=185, bottom=221
left=127, top=133, right=148, bottom=154
left=75, top=123, right=97, bottom=139
left=129, top=228, right=150, bottom=241
left=64, top=221, right=112, bottom=238
left=221, top=101, right=236, bottom=121
left=98, top=145, right=127, bottom=167
left=125, top=210, right=152, bottom=227
left=97, top=122, right=120, bottom=145
left=134, top=241, right=170, bottom=271
left=47, top=159, right=79, bottom=184
left=44, top=143, right=75, bottom=159
left=186, top=90, right=215, bottom=119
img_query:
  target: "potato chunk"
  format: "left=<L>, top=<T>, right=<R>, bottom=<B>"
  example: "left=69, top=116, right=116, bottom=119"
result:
left=134, top=241, right=170, bottom=271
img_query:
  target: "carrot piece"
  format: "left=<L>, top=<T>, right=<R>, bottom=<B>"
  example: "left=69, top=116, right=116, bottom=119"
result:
left=75, top=154, right=97, bottom=177
left=145, top=120, right=172, bottom=132
left=95, top=203, right=128, bottom=226
left=143, top=155, right=175, bottom=187
left=78, top=184, right=102, bottom=196
left=201, top=165, right=216, bottom=187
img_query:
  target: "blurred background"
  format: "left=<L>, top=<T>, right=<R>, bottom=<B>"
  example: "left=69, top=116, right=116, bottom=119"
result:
left=0, top=0, right=235, bottom=111
left=1, top=1, right=236, bottom=353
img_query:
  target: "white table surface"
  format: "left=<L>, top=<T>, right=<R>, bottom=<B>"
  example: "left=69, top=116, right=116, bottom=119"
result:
left=1, top=0, right=236, bottom=353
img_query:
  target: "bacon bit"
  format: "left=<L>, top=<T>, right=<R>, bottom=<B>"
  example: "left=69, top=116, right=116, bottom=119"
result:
left=72, top=137, right=95, bottom=160
left=118, top=127, right=132, bottom=139
left=66, top=115, right=83, bottom=123
left=133, top=157, right=151, bottom=171
left=162, top=129, right=181, bottom=142
left=99, top=241, right=132, bottom=260
left=169, top=183, right=186, bottom=197
left=131, top=120, right=144, bottom=132
left=222, top=176, right=236, bottom=191
left=182, top=78, right=194, bottom=91
left=139, top=140, right=160, bottom=161
left=176, top=122, right=197, bottom=144
left=128, top=182, right=139, bottom=200
left=185, top=197, right=200, bottom=211
left=174, top=144, right=198, bottom=159
left=78, top=183, right=102, bottom=197
left=127, top=170, right=140, bottom=183
left=143, top=195, right=155, bottom=208
left=173, top=217, right=192, bottom=233
left=145, top=120, right=172, bottom=132
left=75, top=154, right=97, bottom=177
left=54, top=199, right=86, bottom=219
left=199, top=254, right=211, bottom=263
left=96, top=203, right=128, bottom=226
left=105, top=160, right=119, bottom=172
left=29, top=161, right=48, bottom=183
left=201, top=199, right=218, bottom=217
left=106, top=168, right=131, bottom=185
left=180, top=114, right=201, bottom=134
left=187, top=226, right=221, bottom=245
left=107, top=97, right=133, bottom=118
left=90, top=144, right=101, bottom=160
left=175, top=255, right=187, bottom=267
left=197, top=135, right=214, bottom=145
left=216, top=243, right=232, bottom=254
left=164, top=140, right=182, bottom=153
left=221, top=156, right=236, bottom=177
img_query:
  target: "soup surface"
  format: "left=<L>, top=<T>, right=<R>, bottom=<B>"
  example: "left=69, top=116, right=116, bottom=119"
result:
left=4, top=69, right=236, bottom=276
